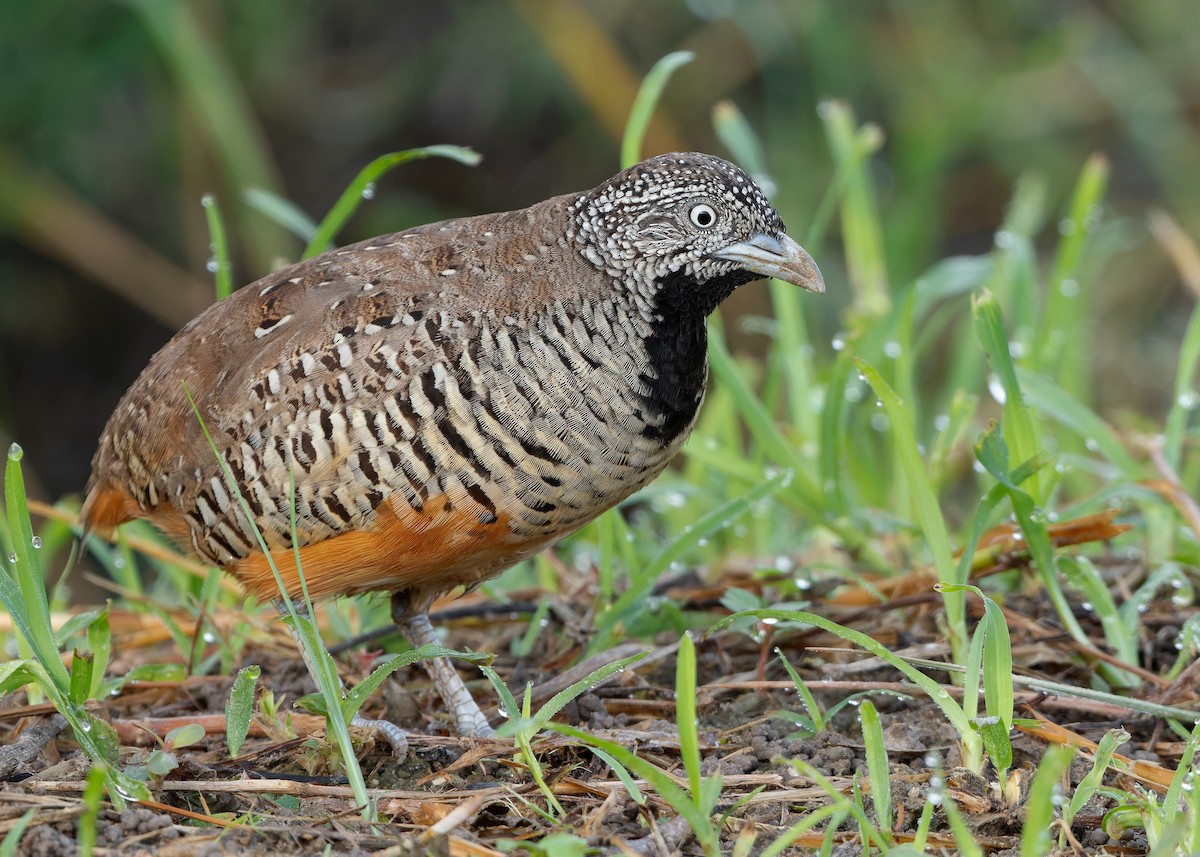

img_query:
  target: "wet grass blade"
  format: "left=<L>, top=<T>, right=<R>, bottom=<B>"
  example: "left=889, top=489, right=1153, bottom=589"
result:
left=620, top=51, right=693, bottom=168
left=303, top=145, right=481, bottom=259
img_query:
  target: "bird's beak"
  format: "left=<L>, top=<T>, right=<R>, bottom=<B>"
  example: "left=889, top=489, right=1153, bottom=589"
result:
left=712, top=232, right=825, bottom=295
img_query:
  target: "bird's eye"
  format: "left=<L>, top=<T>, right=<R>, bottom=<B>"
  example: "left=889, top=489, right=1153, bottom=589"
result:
left=688, top=203, right=717, bottom=229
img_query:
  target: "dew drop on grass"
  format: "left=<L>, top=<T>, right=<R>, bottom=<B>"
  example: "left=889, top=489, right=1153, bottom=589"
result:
left=831, top=333, right=846, bottom=351
left=202, top=631, right=217, bottom=644
left=774, top=556, right=795, bottom=573
left=1080, top=601, right=1093, bottom=613
left=933, top=414, right=950, bottom=432
left=7, top=553, right=15, bottom=564
left=200, top=193, right=215, bottom=208
left=113, top=556, right=126, bottom=569
left=883, top=341, right=901, bottom=359
left=8, top=443, right=22, bottom=462
left=206, top=258, right=220, bottom=273
left=31, top=536, right=41, bottom=549
left=361, top=182, right=376, bottom=200
left=986, top=374, right=1007, bottom=405
left=760, top=616, right=778, bottom=626
left=80, top=719, right=92, bottom=733
left=994, top=230, right=1015, bottom=249
left=1084, top=437, right=1101, bottom=452
left=869, top=412, right=890, bottom=432
left=1177, top=390, right=1200, bottom=411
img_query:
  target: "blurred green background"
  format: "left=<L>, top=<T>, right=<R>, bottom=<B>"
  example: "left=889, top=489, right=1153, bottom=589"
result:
left=1, top=0, right=1197, bottom=504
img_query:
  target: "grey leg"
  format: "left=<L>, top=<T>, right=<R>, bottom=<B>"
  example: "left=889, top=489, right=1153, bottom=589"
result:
left=277, top=599, right=409, bottom=760
left=394, top=604, right=495, bottom=738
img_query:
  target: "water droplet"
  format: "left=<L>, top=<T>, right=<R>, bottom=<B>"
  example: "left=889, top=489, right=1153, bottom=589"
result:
left=847, top=697, right=860, bottom=706
left=774, top=556, right=794, bottom=573
left=1084, top=437, right=1101, bottom=452
left=1080, top=601, right=1093, bottom=613
left=80, top=719, right=93, bottom=733
left=760, top=616, right=778, bottom=626
left=8, top=443, right=23, bottom=462
left=1008, top=340, right=1027, bottom=359
left=1177, top=390, right=1200, bottom=411
left=201, top=193, right=215, bottom=208
left=883, top=341, right=901, bottom=359
left=844, top=380, right=865, bottom=403
left=994, top=230, right=1015, bottom=249
left=201, top=631, right=217, bottom=644
left=113, top=556, right=126, bottom=569
left=696, top=537, right=709, bottom=547
left=987, top=374, right=1007, bottom=405
left=361, top=182, right=376, bottom=200
left=831, top=333, right=846, bottom=351
left=30, top=536, right=41, bottom=549
left=1059, top=278, right=1080, bottom=298
left=206, top=258, right=220, bottom=273
left=7, top=553, right=15, bottom=563
left=870, top=412, right=890, bottom=432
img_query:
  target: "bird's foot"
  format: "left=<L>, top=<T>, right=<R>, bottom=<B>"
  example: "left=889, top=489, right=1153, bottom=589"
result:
left=349, top=713, right=409, bottom=760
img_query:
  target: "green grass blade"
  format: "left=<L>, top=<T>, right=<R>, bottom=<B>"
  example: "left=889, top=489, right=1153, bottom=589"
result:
left=855, top=360, right=964, bottom=661
left=858, top=700, right=892, bottom=842
left=0, top=809, right=36, bottom=857
left=819, top=100, right=889, bottom=318
left=1066, top=726, right=1130, bottom=824
left=244, top=187, right=318, bottom=242
left=1020, top=745, right=1074, bottom=857
left=201, top=194, right=233, bottom=301
left=1017, top=368, right=1138, bottom=475
left=676, top=633, right=702, bottom=797
left=620, top=51, right=694, bottom=168
left=303, top=145, right=481, bottom=259
left=532, top=651, right=647, bottom=729
left=711, top=609, right=981, bottom=770
left=4, top=445, right=68, bottom=688
left=550, top=723, right=721, bottom=856
left=1038, top=154, right=1109, bottom=394
left=1165, top=297, right=1200, bottom=470
left=973, top=290, right=1044, bottom=499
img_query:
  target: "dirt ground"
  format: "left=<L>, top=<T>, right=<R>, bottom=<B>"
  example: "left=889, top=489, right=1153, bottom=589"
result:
left=1, top=565, right=1192, bottom=855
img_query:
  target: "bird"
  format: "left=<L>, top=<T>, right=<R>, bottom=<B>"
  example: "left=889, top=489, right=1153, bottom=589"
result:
left=82, top=151, right=824, bottom=757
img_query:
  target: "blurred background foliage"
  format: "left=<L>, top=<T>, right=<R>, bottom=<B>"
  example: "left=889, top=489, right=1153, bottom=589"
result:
left=0, top=0, right=1198, bottom=504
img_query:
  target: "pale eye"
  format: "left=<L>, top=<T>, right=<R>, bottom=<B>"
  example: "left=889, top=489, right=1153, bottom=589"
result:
left=688, top=203, right=717, bottom=229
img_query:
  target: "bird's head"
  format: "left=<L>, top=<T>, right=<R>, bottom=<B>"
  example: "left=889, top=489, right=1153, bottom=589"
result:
left=571, top=152, right=825, bottom=309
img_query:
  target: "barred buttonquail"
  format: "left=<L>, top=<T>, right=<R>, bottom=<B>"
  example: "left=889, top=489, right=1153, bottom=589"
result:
left=83, top=152, right=824, bottom=754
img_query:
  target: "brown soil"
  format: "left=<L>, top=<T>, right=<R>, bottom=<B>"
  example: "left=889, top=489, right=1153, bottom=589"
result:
left=1, top=565, right=1190, bottom=855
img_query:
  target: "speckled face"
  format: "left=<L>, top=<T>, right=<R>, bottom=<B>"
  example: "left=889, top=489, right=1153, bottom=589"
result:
left=571, top=152, right=788, bottom=286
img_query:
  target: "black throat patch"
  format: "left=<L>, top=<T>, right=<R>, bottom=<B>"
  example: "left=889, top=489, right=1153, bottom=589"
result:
left=638, top=268, right=757, bottom=444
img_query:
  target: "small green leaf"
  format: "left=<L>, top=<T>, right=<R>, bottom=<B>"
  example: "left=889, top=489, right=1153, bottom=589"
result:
left=164, top=722, right=205, bottom=750
left=226, top=664, right=260, bottom=758
left=146, top=749, right=179, bottom=777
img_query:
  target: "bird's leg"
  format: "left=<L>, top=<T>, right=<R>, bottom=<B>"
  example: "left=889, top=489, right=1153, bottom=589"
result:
left=276, top=599, right=409, bottom=759
left=392, top=596, right=495, bottom=738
